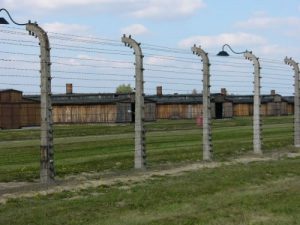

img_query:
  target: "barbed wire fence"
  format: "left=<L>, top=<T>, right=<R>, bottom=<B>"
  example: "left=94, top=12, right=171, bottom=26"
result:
left=0, top=25, right=298, bottom=184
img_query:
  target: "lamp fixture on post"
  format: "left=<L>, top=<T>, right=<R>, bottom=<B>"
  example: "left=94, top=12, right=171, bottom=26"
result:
left=0, top=17, right=9, bottom=24
left=216, top=44, right=248, bottom=56
left=0, top=8, right=27, bottom=25
left=217, top=43, right=262, bottom=155
left=0, top=8, right=55, bottom=183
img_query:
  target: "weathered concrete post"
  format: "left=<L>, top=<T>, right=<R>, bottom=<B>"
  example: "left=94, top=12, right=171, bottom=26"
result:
left=192, top=45, right=212, bottom=160
left=284, top=57, right=300, bottom=147
left=26, top=23, right=54, bottom=183
left=244, top=51, right=262, bottom=155
left=122, top=35, right=146, bottom=169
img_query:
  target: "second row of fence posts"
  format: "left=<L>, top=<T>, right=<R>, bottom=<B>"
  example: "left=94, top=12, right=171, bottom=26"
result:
left=121, top=35, right=300, bottom=168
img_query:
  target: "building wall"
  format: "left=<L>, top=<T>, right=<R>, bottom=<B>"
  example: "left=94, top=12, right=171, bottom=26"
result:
left=0, top=89, right=295, bottom=129
left=145, top=103, right=156, bottom=121
left=0, top=91, right=40, bottom=129
left=0, top=103, right=40, bottom=129
left=20, top=103, right=40, bottom=127
left=233, top=104, right=253, bottom=116
left=156, top=104, right=202, bottom=119
left=223, top=102, right=233, bottom=118
left=53, top=104, right=117, bottom=124
left=116, top=103, right=131, bottom=123
left=211, top=102, right=233, bottom=119
left=0, top=104, right=20, bottom=129
left=266, top=102, right=288, bottom=116
left=233, top=102, right=289, bottom=117
left=287, top=103, right=294, bottom=115
left=261, top=104, right=267, bottom=116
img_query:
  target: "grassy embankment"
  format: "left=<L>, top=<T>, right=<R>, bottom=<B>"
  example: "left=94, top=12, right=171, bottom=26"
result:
left=0, top=156, right=299, bottom=225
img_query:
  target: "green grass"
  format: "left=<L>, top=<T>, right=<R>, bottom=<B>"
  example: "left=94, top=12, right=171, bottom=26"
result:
left=0, top=156, right=299, bottom=225
left=0, top=123, right=135, bottom=141
left=0, top=116, right=296, bottom=182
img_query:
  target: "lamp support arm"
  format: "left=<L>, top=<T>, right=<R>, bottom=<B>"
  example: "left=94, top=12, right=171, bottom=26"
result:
left=222, top=44, right=247, bottom=55
left=0, top=8, right=27, bottom=25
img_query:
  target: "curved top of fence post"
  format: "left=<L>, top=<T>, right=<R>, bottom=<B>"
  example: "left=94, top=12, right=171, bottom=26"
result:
left=244, top=51, right=260, bottom=67
left=191, top=45, right=210, bottom=65
left=26, top=22, right=50, bottom=48
left=285, top=57, right=299, bottom=69
left=122, top=34, right=143, bottom=57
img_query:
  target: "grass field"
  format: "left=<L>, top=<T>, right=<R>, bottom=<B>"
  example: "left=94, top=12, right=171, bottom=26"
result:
left=0, top=116, right=299, bottom=224
left=0, top=156, right=299, bottom=225
left=0, top=116, right=295, bottom=182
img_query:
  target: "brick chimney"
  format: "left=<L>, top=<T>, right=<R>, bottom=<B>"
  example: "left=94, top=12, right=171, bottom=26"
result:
left=221, top=88, right=227, bottom=96
left=66, top=83, right=73, bottom=94
left=157, top=86, right=162, bottom=96
left=271, top=90, right=276, bottom=95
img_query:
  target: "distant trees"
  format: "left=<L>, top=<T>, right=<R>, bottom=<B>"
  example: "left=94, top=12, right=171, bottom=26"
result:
left=116, top=84, right=133, bottom=93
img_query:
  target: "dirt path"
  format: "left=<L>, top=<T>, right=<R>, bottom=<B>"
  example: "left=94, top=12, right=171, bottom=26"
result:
left=0, top=151, right=299, bottom=204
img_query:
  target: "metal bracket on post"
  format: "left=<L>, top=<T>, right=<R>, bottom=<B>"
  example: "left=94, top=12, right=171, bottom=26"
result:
left=192, top=45, right=212, bottom=161
left=244, top=51, right=262, bottom=155
left=121, top=35, right=146, bottom=169
left=284, top=57, right=300, bottom=147
left=26, top=22, right=54, bottom=183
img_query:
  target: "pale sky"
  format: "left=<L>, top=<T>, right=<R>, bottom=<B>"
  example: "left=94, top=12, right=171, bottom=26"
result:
left=0, top=0, right=299, bottom=95
left=1, top=0, right=300, bottom=57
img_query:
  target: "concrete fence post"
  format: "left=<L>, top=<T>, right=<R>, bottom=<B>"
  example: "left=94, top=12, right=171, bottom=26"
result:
left=26, top=23, right=54, bottom=183
left=244, top=51, right=262, bottom=155
left=284, top=57, right=300, bottom=147
left=122, top=35, right=146, bottom=169
left=192, top=45, right=212, bottom=160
